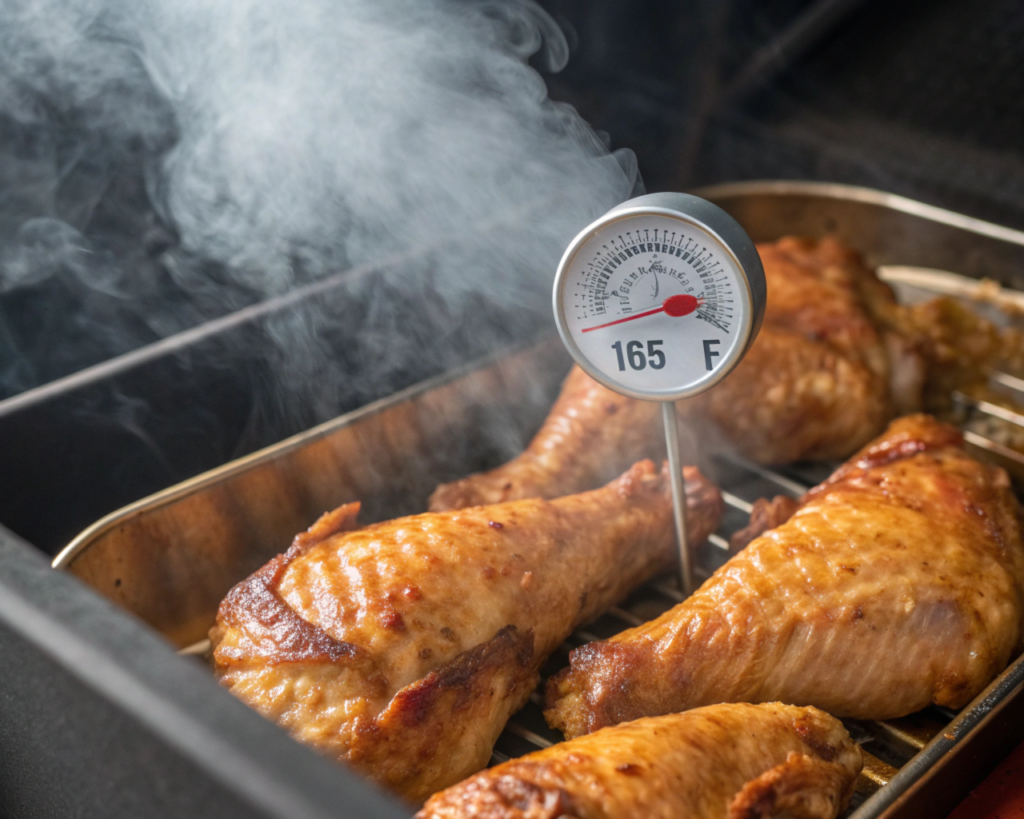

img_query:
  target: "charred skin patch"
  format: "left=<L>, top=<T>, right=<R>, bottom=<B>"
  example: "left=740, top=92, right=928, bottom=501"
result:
left=214, top=502, right=362, bottom=665
left=389, top=626, right=535, bottom=729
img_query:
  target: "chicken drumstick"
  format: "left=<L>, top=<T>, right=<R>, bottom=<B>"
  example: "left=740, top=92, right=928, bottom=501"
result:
left=212, top=460, right=721, bottom=802
left=546, top=414, right=1024, bottom=739
left=418, top=703, right=861, bottom=819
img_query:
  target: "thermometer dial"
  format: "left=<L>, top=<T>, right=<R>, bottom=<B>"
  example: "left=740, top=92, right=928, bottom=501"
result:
left=553, top=192, right=766, bottom=402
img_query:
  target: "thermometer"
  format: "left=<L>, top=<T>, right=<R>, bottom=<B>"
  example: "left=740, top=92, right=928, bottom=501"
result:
left=553, top=192, right=766, bottom=594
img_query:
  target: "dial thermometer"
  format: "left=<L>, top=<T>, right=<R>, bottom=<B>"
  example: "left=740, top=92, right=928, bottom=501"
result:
left=553, top=192, right=766, bottom=595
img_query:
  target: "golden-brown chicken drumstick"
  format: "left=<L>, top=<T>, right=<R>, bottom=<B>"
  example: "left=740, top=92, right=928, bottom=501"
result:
left=546, top=414, right=1024, bottom=739
left=418, top=703, right=862, bottom=819
left=211, top=460, right=721, bottom=802
left=430, top=237, right=1015, bottom=511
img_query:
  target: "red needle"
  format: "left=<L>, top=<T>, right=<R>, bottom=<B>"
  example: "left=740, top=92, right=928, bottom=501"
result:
left=581, top=293, right=703, bottom=333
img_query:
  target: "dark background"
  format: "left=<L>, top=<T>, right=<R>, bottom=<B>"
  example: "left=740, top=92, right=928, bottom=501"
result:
left=541, top=0, right=1024, bottom=229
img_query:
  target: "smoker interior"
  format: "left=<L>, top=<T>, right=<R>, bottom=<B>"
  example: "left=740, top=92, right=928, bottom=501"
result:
left=46, top=183, right=1024, bottom=817
left=4, top=2, right=1024, bottom=816
left=57, top=332, right=1024, bottom=819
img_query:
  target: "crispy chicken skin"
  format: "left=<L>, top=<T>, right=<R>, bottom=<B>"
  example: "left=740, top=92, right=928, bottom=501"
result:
left=418, top=703, right=861, bottom=819
left=211, top=461, right=722, bottom=803
left=546, top=415, right=1024, bottom=739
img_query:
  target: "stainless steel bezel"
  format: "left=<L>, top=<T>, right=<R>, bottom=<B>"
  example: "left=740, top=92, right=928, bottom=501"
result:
left=552, top=193, right=766, bottom=402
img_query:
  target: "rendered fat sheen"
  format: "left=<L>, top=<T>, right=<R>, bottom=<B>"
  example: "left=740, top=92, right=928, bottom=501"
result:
left=562, top=212, right=747, bottom=396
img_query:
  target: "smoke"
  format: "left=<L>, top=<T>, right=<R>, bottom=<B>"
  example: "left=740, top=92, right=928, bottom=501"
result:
left=0, top=0, right=638, bottom=421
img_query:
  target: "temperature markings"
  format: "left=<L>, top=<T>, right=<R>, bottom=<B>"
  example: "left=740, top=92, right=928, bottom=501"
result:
left=586, top=231, right=708, bottom=268
left=612, top=339, right=667, bottom=371
left=572, top=228, right=737, bottom=336
left=696, top=314, right=730, bottom=333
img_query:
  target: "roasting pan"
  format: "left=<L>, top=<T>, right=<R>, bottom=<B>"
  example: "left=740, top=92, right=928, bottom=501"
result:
left=55, top=181, right=1024, bottom=818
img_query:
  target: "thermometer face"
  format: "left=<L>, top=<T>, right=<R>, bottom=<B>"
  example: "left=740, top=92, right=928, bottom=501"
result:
left=553, top=194, right=765, bottom=401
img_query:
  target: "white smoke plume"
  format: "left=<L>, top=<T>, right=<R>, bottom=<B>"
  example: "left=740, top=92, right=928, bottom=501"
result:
left=1, top=0, right=636, bottom=299
left=0, top=0, right=639, bottom=451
